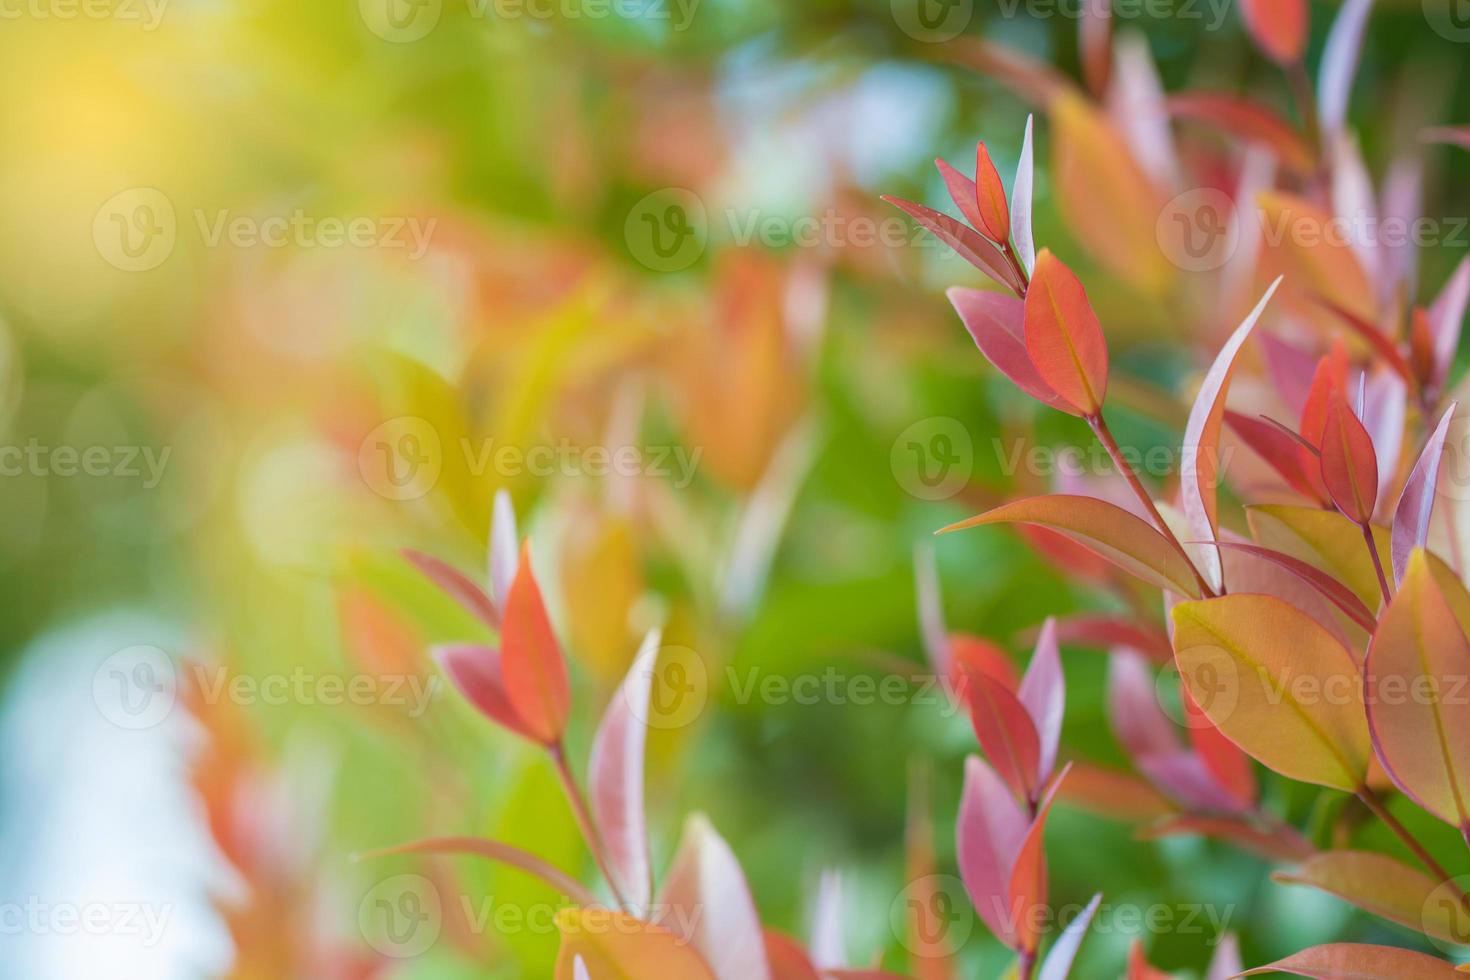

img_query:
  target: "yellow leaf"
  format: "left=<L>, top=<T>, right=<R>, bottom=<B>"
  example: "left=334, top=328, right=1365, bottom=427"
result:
left=1247, top=504, right=1390, bottom=612
left=555, top=907, right=716, bottom=980
left=1172, top=594, right=1371, bottom=791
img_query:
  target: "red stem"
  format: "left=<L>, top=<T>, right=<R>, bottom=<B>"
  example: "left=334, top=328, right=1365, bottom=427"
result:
left=1361, top=521, right=1393, bottom=607
left=551, top=743, right=629, bottom=909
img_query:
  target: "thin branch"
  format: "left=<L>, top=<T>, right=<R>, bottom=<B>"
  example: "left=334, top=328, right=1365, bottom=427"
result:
left=1088, top=413, right=1217, bottom=598
left=1361, top=521, right=1393, bottom=607
left=1357, top=786, right=1468, bottom=907
left=551, top=743, right=629, bottom=910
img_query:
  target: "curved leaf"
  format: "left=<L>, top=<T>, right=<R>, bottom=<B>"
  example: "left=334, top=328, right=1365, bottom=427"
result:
left=1366, top=550, right=1470, bottom=836
left=1166, top=93, right=1315, bottom=175
left=1272, top=850, right=1470, bottom=945
left=404, top=549, right=499, bottom=629
left=1172, top=594, right=1371, bottom=791
left=941, top=495, right=1200, bottom=598
left=588, top=628, right=661, bottom=911
left=948, top=288, right=1072, bottom=412
left=957, top=754, right=1029, bottom=948
left=554, top=907, right=716, bottom=980
left=1024, top=250, right=1110, bottom=416
left=657, top=814, right=772, bottom=980
left=1012, top=114, right=1037, bottom=276
left=433, top=644, right=538, bottom=743
left=489, top=488, right=519, bottom=612
left=1007, top=765, right=1070, bottom=957
left=1392, top=403, right=1457, bottom=584
left=1323, top=393, right=1375, bottom=525
left=967, top=670, right=1042, bottom=803
left=883, top=195, right=1023, bottom=294
left=1240, top=943, right=1461, bottom=979
left=1247, top=504, right=1391, bottom=611
left=501, top=542, right=571, bottom=745
left=361, top=836, right=597, bottom=907
left=1018, top=618, right=1065, bottom=787
left=1037, top=892, right=1101, bottom=980
left=973, top=142, right=1012, bottom=243
left=1241, top=0, right=1307, bottom=64
left=1182, top=277, right=1283, bottom=589
left=1258, top=192, right=1376, bottom=324
left=1317, top=0, right=1374, bottom=142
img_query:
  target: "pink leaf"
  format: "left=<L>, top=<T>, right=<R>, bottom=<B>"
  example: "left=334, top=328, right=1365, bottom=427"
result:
left=1018, top=617, right=1064, bottom=787
left=1391, top=403, right=1457, bottom=584
left=1107, top=649, right=1177, bottom=761
left=1316, top=0, right=1374, bottom=142
left=404, top=549, right=499, bottom=629
left=360, top=836, right=597, bottom=907
left=432, top=644, right=537, bottom=743
left=588, top=628, right=661, bottom=911
left=657, top=814, right=772, bottom=980
left=967, top=669, right=1042, bottom=803
left=808, top=869, right=846, bottom=969
left=1206, top=934, right=1243, bottom=980
left=913, top=544, right=951, bottom=678
left=1430, top=257, right=1470, bottom=389
left=935, top=157, right=988, bottom=236
left=956, top=754, right=1028, bottom=948
left=488, top=488, right=519, bottom=613
left=882, top=195, right=1023, bottom=294
left=947, top=288, right=1072, bottom=412
left=1036, top=892, right=1101, bottom=980
left=1182, top=277, right=1282, bottom=590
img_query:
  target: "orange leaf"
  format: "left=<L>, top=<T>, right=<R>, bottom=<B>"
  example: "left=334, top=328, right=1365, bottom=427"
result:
left=1240, top=0, right=1307, bottom=65
left=1007, top=765, right=1070, bottom=957
left=500, top=542, right=571, bottom=745
left=974, top=142, right=1011, bottom=244
left=1023, top=250, right=1109, bottom=416
left=1172, top=594, right=1371, bottom=791
left=1366, top=550, right=1470, bottom=837
left=1166, top=92, right=1315, bottom=176
left=1272, top=850, right=1470, bottom=945
left=554, top=907, right=716, bottom=980
left=941, top=495, right=1200, bottom=598
left=1319, top=394, right=1379, bottom=524
left=1238, top=943, right=1462, bottom=978
left=1050, top=94, right=1169, bottom=294
left=1258, top=192, right=1377, bottom=324
left=764, top=931, right=822, bottom=980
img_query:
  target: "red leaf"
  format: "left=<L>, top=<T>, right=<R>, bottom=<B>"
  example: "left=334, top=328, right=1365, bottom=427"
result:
left=1047, top=614, right=1172, bottom=663
left=360, top=836, right=597, bottom=906
left=1023, top=249, right=1109, bottom=416
left=973, top=143, right=1012, bottom=244
left=500, top=542, right=571, bottom=745
left=882, top=195, right=1023, bottom=294
left=1017, top=618, right=1064, bottom=787
left=948, top=633, right=1020, bottom=703
left=1238, top=943, right=1462, bottom=978
left=764, top=932, right=821, bottom=980
left=1079, top=0, right=1112, bottom=97
left=1226, top=410, right=1330, bottom=503
left=1240, top=0, right=1307, bottom=65
left=935, top=157, right=989, bottom=237
left=433, top=644, right=539, bottom=742
left=404, top=549, right=499, bottom=628
left=1319, top=393, right=1379, bottom=524
left=1006, top=766, right=1070, bottom=957
left=1166, top=92, right=1315, bottom=175
left=966, top=669, right=1042, bottom=804
left=947, top=288, right=1072, bottom=412
left=1210, top=541, right=1377, bottom=632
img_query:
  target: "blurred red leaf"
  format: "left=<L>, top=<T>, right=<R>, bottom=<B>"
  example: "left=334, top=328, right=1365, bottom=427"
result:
left=1023, top=250, right=1109, bottom=416
left=500, top=542, right=571, bottom=745
left=1240, top=0, right=1307, bottom=65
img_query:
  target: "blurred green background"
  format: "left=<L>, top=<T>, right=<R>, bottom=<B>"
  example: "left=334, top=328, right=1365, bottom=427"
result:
left=1, top=1, right=1469, bottom=977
